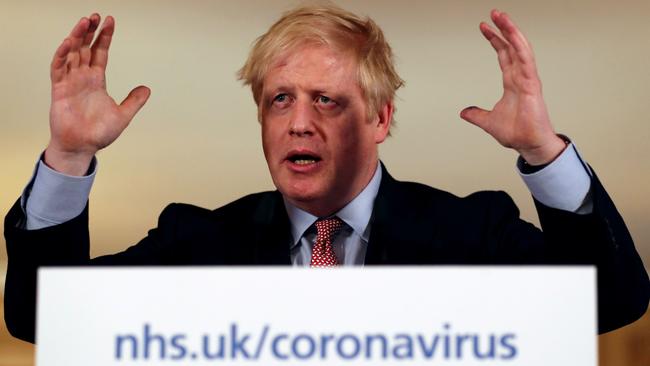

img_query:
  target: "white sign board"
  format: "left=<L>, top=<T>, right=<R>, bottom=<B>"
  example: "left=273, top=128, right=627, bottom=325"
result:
left=37, top=267, right=596, bottom=365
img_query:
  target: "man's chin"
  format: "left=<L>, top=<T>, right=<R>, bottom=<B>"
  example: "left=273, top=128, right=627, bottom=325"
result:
left=281, top=189, right=322, bottom=206
left=274, top=173, right=323, bottom=199
left=279, top=186, right=333, bottom=214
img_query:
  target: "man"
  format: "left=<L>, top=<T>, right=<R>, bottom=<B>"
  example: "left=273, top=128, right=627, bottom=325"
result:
left=4, top=4, right=649, bottom=343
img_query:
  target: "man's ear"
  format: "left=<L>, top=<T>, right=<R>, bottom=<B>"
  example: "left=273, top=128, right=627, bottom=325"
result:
left=374, top=101, right=394, bottom=144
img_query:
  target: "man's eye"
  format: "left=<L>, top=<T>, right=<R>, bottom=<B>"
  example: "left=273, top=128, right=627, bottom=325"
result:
left=318, top=95, right=333, bottom=104
left=273, top=94, right=288, bottom=103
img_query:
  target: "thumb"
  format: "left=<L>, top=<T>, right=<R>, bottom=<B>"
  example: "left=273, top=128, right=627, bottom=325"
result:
left=120, top=85, right=151, bottom=121
left=460, top=106, right=490, bottom=130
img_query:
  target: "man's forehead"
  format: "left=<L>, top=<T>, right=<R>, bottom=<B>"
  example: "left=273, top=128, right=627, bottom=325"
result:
left=263, top=45, right=358, bottom=91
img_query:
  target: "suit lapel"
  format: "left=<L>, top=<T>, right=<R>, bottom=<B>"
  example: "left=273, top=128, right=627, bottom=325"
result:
left=250, top=191, right=292, bottom=265
left=365, top=163, right=444, bottom=265
left=365, top=163, right=401, bottom=265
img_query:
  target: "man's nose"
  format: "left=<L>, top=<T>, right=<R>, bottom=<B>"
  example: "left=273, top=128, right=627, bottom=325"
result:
left=289, top=100, right=316, bottom=137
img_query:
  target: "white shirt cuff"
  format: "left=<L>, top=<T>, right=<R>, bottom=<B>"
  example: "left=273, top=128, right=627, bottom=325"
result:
left=22, top=157, right=97, bottom=230
left=518, top=143, right=592, bottom=213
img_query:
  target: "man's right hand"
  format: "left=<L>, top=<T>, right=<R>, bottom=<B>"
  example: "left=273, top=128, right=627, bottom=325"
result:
left=45, top=14, right=150, bottom=176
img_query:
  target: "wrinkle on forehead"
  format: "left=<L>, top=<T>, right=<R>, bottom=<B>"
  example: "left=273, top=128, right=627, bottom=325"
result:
left=271, top=41, right=351, bottom=68
left=264, top=44, right=359, bottom=92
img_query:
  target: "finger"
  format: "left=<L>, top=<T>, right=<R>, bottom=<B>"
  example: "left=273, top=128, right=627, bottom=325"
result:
left=67, top=17, right=91, bottom=69
left=460, top=106, right=491, bottom=131
left=479, top=22, right=512, bottom=71
left=80, top=13, right=101, bottom=66
left=51, top=38, right=72, bottom=83
left=119, top=86, right=151, bottom=122
left=82, top=13, right=101, bottom=47
left=90, top=16, right=115, bottom=69
left=491, top=10, right=534, bottom=65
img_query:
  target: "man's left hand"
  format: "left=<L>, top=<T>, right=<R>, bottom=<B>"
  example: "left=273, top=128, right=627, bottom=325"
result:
left=460, top=10, right=566, bottom=166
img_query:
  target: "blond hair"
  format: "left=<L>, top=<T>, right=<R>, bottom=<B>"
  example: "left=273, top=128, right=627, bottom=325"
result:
left=237, top=2, right=404, bottom=128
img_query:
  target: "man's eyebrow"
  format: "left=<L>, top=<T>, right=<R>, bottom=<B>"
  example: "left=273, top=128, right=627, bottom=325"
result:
left=263, top=83, right=291, bottom=94
left=263, top=79, right=353, bottom=95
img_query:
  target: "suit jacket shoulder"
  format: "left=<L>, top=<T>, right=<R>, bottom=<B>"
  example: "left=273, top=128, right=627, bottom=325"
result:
left=368, top=166, right=648, bottom=334
left=367, top=167, right=543, bottom=265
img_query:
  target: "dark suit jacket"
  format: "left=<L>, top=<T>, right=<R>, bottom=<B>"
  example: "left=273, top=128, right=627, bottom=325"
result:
left=4, top=165, right=649, bottom=343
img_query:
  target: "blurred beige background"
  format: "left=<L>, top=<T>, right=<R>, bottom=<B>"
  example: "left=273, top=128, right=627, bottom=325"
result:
left=0, top=0, right=648, bottom=364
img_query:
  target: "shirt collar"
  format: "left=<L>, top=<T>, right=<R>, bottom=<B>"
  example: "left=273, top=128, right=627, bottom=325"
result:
left=284, top=161, right=383, bottom=248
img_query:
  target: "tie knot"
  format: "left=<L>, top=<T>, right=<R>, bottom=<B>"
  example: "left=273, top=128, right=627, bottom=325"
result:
left=315, top=217, right=344, bottom=241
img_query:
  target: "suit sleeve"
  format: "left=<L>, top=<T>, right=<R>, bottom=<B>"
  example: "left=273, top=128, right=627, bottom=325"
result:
left=3, top=199, right=183, bottom=343
left=534, top=171, right=649, bottom=333
left=487, top=170, right=649, bottom=334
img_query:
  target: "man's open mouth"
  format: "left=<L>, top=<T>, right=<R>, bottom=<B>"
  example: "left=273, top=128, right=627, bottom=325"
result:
left=288, top=154, right=322, bottom=165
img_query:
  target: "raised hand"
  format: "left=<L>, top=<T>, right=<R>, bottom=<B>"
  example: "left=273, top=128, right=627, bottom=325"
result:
left=45, top=14, right=150, bottom=175
left=460, top=10, right=566, bottom=166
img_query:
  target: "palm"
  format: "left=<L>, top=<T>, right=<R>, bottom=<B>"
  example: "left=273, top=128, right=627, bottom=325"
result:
left=51, top=65, right=126, bottom=151
left=461, top=10, right=563, bottom=165
left=46, top=14, right=149, bottom=171
left=487, top=84, right=549, bottom=152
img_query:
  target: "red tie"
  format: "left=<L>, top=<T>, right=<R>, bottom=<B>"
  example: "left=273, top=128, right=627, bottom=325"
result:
left=310, top=217, right=344, bottom=267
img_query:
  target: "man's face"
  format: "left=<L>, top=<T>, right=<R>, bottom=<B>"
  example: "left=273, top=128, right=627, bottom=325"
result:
left=260, top=45, right=391, bottom=217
